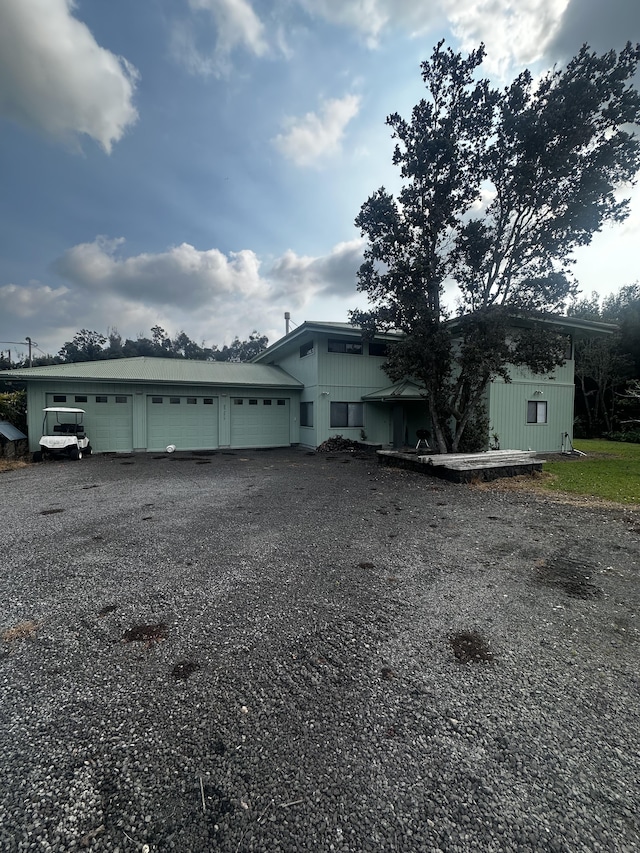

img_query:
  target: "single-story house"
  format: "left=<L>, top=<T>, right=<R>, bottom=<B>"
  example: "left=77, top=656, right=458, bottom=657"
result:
left=0, top=317, right=615, bottom=455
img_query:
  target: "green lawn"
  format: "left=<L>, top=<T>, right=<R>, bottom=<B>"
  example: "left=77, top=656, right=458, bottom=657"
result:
left=543, top=439, right=640, bottom=504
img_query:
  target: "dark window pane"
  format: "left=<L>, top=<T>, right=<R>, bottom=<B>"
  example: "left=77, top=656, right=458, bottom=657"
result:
left=328, top=338, right=362, bottom=355
left=300, top=402, right=313, bottom=427
left=368, top=341, right=388, bottom=357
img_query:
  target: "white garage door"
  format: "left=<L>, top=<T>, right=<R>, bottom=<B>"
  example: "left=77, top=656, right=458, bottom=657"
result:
left=230, top=397, right=290, bottom=447
left=47, top=393, right=133, bottom=453
left=146, top=395, right=219, bottom=451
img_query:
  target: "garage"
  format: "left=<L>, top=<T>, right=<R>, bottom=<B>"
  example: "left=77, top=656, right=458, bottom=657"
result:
left=46, top=392, right=133, bottom=453
left=146, top=395, right=219, bottom=451
left=230, top=396, right=290, bottom=447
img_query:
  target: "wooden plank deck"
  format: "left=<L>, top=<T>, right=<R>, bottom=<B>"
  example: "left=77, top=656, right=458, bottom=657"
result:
left=377, top=449, right=544, bottom=483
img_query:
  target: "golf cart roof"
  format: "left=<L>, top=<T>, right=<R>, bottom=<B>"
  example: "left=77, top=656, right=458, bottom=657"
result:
left=43, top=407, right=86, bottom=414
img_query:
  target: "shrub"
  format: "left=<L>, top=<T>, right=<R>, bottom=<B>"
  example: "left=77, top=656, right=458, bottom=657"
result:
left=0, top=390, right=27, bottom=433
left=603, top=430, right=640, bottom=444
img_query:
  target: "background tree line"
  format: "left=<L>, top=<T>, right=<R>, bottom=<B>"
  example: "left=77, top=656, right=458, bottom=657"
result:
left=569, top=283, right=640, bottom=440
left=0, top=326, right=268, bottom=369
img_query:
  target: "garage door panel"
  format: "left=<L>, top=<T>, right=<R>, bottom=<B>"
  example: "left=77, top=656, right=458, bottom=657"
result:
left=147, top=396, right=218, bottom=451
left=230, top=397, right=289, bottom=447
left=46, top=393, right=133, bottom=453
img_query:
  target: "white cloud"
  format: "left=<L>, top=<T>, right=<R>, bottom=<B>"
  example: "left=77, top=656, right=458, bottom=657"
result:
left=443, top=0, right=570, bottom=74
left=52, top=237, right=270, bottom=308
left=0, top=237, right=365, bottom=354
left=269, top=239, right=364, bottom=299
left=171, top=0, right=267, bottom=76
left=297, top=0, right=572, bottom=72
left=296, top=0, right=443, bottom=45
left=0, top=282, right=71, bottom=320
left=273, top=94, right=361, bottom=167
left=0, top=0, right=138, bottom=152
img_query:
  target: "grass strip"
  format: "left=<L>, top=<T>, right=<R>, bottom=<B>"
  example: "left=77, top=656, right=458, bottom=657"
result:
left=543, top=439, right=640, bottom=504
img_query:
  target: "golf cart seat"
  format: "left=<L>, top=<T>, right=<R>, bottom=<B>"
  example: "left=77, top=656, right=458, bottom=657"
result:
left=54, top=423, right=85, bottom=435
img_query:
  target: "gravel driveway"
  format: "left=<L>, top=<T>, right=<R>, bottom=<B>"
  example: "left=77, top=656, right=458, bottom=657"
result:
left=1, top=448, right=638, bottom=853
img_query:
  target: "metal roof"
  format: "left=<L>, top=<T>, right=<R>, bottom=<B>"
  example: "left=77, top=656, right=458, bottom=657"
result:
left=0, top=357, right=303, bottom=388
left=254, top=321, right=402, bottom=362
left=362, top=380, right=425, bottom=401
left=0, top=420, right=27, bottom=441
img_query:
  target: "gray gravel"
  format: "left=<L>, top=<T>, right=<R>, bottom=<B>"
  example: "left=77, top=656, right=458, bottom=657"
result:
left=0, top=448, right=638, bottom=853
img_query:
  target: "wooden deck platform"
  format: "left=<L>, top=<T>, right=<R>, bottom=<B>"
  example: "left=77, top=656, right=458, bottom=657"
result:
left=377, top=449, right=544, bottom=483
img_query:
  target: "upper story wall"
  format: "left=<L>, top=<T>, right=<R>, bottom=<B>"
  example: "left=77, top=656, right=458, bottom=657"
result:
left=265, top=328, right=393, bottom=393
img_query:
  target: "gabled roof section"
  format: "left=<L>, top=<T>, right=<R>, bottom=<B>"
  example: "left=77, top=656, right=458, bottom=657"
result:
left=362, top=380, right=425, bottom=401
left=0, top=357, right=303, bottom=388
left=253, top=321, right=401, bottom=363
left=0, top=420, right=27, bottom=441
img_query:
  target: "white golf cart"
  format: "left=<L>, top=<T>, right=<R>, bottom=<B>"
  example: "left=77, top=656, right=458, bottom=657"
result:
left=33, top=407, right=92, bottom=462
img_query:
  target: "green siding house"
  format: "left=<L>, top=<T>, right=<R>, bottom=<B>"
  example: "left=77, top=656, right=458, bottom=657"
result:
left=1, top=317, right=614, bottom=455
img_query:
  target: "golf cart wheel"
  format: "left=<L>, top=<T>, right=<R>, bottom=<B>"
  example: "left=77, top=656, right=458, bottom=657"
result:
left=85, top=445, right=92, bottom=456
left=32, top=451, right=43, bottom=463
left=69, top=447, right=80, bottom=461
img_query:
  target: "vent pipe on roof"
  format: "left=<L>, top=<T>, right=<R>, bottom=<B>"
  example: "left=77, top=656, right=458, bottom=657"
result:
left=285, top=312, right=290, bottom=335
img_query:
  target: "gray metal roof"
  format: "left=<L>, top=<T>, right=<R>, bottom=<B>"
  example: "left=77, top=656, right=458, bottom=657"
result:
left=362, top=380, right=425, bottom=401
left=254, top=321, right=402, bottom=362
left=0, top=357, right=303, bottom=388
left=0, top=420, right=27, bottom=441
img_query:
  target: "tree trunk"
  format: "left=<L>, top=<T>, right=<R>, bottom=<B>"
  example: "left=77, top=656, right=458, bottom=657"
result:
left=427, top=397, right=449, bottom=454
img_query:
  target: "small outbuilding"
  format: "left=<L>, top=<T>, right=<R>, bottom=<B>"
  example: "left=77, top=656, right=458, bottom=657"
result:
left=0, top=420, right=28, bottom=460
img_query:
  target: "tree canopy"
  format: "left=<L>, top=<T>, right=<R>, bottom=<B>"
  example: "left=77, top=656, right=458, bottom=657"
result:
left=3, top=327, right=269, bottom=368
left=352, top=40, right=640, bottom=453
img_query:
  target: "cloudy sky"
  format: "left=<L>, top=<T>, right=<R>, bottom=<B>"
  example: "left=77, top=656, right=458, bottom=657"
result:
left=1, top=0, right=639, bottom=360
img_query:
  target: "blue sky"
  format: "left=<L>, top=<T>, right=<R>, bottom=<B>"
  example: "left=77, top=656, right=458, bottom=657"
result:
left=1, top=0, right=639, bottom=360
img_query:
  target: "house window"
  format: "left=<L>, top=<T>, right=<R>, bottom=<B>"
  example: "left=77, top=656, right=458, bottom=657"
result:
left=170, top=397, right=180, bottom=404
left=96, top=396, right=108, bottom=403
left=203, top=398, right=213, bottom=405
left=328, top=338, right=363, bottom=355
left=527, top=400, right=547, bottom=424
left=368, top=341, right=388, bottom=357
left=277, top=399, right=286, bottom=406
left=233, top=398, right=243, bottom=405
left=330, top=402, right=364, bottom=428
left=53, top=395, right=66, bottom=402
left=74, top=395, right=87, bottom=403
left=263, top=399, right=272, bottom=405
left=300, top=402, right=313, bottom=427
left=300, top=340, right=314, bottom=358
left=152, top=397, right=163, bottom=403
left=249, top=399, right=258, bottom=405
left=187, top=398, right=197, bottom=404
left=115, top=396, right=127, bottom=403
